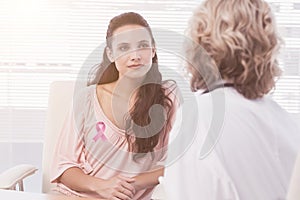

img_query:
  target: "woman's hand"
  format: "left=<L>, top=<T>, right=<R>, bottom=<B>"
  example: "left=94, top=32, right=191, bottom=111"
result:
left=128, top=167, right=164, bottom=196
left=94, top=175, right=136, bottom=200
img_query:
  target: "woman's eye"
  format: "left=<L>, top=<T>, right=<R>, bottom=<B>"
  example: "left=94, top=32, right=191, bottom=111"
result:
left=119, top=46, right=129, bottom=51
left=139, top=43, right=150, bottom=48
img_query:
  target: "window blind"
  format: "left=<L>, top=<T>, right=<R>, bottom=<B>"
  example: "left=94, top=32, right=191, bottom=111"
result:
left=268, top=0, right=300, bottom=113
left=0, top=0, right=299, bottom=142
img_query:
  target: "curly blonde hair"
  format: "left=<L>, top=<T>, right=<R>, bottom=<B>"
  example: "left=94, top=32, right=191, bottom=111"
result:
left=186, top=0, right=282, bottom=99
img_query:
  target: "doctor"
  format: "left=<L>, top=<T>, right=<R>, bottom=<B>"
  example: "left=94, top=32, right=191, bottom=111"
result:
left=164, top=0, right=300, bottom=199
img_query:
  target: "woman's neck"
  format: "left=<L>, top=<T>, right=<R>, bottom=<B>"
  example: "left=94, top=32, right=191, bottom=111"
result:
left=113, top=76, right=144, bottom=99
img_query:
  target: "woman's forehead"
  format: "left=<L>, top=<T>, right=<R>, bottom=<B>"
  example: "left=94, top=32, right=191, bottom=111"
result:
left=110, top=25, right=152, bottom=45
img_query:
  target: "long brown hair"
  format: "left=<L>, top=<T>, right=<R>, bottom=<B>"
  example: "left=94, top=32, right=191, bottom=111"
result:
left=88, top=12, right=175, bottom=156
left=186, top=0, right=282, bottom=99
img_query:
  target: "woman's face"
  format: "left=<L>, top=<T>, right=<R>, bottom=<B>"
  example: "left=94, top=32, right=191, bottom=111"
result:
left=107, top=24, right=156, bottom=79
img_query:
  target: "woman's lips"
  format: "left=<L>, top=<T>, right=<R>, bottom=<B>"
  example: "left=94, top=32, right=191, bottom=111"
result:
left=128, top=64, right=143, bottom=68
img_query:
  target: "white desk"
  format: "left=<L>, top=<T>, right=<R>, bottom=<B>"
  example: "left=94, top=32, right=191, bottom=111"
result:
left=0, top=189, right=99, bottom=200
left=0, top=185, right=167, bottom=200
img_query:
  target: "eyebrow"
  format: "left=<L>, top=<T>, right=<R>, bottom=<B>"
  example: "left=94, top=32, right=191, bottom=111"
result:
left=139, top=40, right=150, bottom=43
left=117, top=42, right=129, bottom=47
left=116, top=40, right=150, bottom=46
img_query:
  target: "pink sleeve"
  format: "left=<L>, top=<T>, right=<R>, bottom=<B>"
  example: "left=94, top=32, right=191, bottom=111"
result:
left=50, top=105, right=93, bottom=183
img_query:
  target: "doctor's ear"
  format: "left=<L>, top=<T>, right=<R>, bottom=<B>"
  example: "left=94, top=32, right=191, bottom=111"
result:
left=106, top=47, right=114, bottom=62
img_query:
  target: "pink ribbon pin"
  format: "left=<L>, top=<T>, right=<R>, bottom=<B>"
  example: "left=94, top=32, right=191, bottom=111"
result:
left=93, top=122, right=107, bottom=142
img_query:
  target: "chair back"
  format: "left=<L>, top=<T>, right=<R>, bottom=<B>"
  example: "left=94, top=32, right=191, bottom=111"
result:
left=42, top=81, right=75, bottom=193
left=286, top=113, right=300, bottom=200
left=287, top=153, right=300, bottom=200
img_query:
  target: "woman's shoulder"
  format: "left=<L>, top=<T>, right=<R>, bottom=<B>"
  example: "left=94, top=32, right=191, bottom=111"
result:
left=162, top=80, right=177, bottom=90
left=71, top=84, right=96, bottom=109
left=162, top=80, right=182, bottom=111
left=162, top=80, right=178, bottom=98
left=95, top=82, right=116, bottom=96
left=73, top=84, right=95, bottom=99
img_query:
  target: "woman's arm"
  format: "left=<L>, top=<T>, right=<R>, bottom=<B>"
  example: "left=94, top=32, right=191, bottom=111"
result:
left=132, top=167, right=164, bottom=191
left=58, top=167, right=136, bottom=199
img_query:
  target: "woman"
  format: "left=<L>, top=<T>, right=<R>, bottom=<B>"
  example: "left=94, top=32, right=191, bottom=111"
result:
left=164, top=0, right=300, bottom=199
left=51, top=12, right=177, bottom=200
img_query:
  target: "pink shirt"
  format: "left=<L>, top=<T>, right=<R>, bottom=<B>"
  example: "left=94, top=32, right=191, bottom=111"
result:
left=50, top=84, right=176, bottom=199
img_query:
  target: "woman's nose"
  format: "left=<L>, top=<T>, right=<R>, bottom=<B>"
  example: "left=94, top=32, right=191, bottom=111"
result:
left=129, top=49, right=141, bottom=61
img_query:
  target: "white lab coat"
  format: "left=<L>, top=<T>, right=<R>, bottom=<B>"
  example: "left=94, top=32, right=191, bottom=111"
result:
left=164, top=87, right=300, bottom=200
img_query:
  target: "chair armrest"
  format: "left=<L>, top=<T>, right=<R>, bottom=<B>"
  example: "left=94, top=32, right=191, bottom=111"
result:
left=0, top=164, right=38, bottom=190
left=287, top=154, right=300, bottom=200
